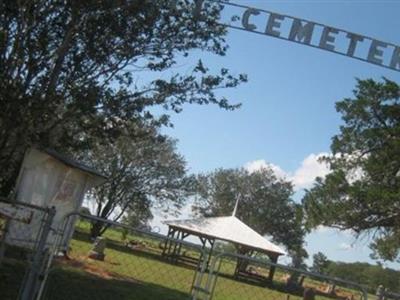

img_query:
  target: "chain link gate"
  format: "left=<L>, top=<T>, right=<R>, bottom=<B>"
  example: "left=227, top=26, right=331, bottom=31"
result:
left=0, top=199, right=56, bottom=300
left=38, top=212, right=210, bottom=300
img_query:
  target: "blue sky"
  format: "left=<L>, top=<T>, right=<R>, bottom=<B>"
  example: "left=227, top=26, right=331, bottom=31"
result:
left=151, top=0, right=400, bottom=268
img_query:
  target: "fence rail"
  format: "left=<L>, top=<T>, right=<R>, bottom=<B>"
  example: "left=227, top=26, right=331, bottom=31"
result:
left=200, top=252, right=369, bottom=300
left=0, top=208, right=377, bottom=300
left=41, top=213, right=209, bottom=300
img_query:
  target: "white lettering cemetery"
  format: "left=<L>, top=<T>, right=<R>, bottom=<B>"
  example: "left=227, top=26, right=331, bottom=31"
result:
left=194, top=0, right=400, bottom=72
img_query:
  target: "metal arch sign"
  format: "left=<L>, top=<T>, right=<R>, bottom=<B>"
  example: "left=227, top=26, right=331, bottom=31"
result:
left=192, top=0, right=400, bottom=72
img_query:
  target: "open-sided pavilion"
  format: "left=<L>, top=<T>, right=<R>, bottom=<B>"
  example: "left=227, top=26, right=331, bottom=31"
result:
left=163, top=207, right=285, bottom=282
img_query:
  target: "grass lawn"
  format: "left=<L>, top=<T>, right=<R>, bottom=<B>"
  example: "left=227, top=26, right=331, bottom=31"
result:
left=0, top=220, right=368, bottom=300
left=41, top=221, right=344, bottom=300
left=0, top=258, right=27, bottom=300
left=44, top=265, right=189, bottom=300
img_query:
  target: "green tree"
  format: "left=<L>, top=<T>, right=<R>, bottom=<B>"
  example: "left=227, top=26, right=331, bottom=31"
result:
left=0, top=0, right=246, bottom=196
left=85, top=127, right=194, bottom=238
left=325, top=261, right=400, bottom=293
left=311, top=252, right=330, bottom=274
left=194, top=167, right=307, bottom=260
left=302, top=78, right=400, bottom=262
left=121, top=207, right=153, bottom=230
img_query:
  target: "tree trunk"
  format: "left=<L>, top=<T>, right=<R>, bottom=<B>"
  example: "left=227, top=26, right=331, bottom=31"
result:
left=90, top=221, right=104, bottom=239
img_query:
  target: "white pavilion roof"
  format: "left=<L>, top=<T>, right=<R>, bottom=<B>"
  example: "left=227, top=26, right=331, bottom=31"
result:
left=164, top=215, right=286, bottom=256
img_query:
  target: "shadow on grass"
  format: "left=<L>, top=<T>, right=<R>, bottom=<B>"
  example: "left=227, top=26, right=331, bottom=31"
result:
left=214, top=266, right=313, bottom=299
left=0, top=258, right=27, bottom=300
left=72, top=229, right=203, bottom=273
left=43, top=265, right=190, bottom=300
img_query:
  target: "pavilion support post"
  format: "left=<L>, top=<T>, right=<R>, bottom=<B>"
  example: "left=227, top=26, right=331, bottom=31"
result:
left=206, top=238, right=215, bottom=269
left=241, top=250, right=253, bottom=272
left=235, top=247, right=250, bottom=275
left=234, top=245, right=241, bottom=277
left=177, top=230, right=184, bottom=257
left=162, top=227, right=174, bottom=256
left=199, top=236, right=207, bottom=265
left=234, top=259, right=239, bottom=277
left=199, top=237, right=206, bottom=248
left=268, top=255, right=278, bottom=282
left=176, top=231, right=187, bottom=259
left=166, top=227, right=177, bottom=258
left=172, top=230, right=182, bottom=263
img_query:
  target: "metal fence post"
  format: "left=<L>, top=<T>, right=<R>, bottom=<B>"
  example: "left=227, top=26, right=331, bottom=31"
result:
left=0, top=219, right=10, bottom=266
left=19, top=206, right=56, bottom=300
left=191, top=249, right=209, bottom=300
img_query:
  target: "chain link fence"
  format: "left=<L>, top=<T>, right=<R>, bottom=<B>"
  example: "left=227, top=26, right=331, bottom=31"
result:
left=38, top=212, right=370, bottom=300
left=41, top=213, right=208, bottom=300
left=0, top=206, right=375, bottom=300
left=195, top=252, right=369, bottom=300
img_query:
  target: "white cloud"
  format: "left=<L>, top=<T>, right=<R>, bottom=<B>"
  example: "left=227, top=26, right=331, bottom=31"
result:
left=244, top=153, right=331, bottom=191
left=290, top=153, right=330, bottom=190
left=244, top=159, right=287, bottom=179
left=338, top=242, right=354, bottom=251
